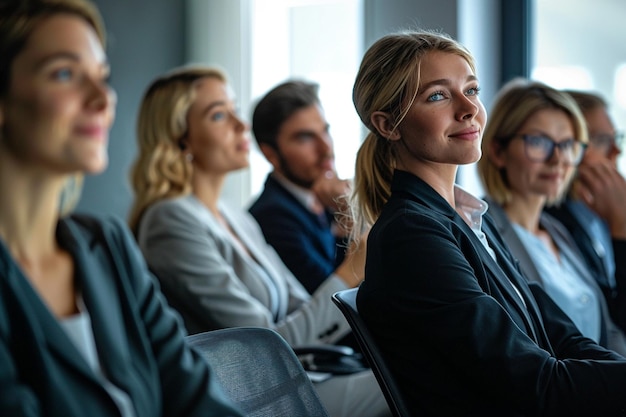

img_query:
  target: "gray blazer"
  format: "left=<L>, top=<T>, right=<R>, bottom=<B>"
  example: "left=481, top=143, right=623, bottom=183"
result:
left=486, top=198, right=626, bottom=356
left=137, top=194, right=350, bottom=346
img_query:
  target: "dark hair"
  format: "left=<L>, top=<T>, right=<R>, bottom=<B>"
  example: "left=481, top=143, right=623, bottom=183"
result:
left=252, top=80, right=320, bottom=149
left=563, top=90, right=607, bottom=115
left=0, top=0, right=105, bottom=96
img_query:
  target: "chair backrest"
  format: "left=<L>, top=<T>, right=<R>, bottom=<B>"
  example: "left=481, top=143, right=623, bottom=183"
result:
left=332, top=288, right=411, bottom=417
left=186, top=327, right=329, bottom=417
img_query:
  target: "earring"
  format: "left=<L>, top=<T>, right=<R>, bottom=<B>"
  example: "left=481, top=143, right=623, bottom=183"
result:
left=185, top=153, right=193, bottom=162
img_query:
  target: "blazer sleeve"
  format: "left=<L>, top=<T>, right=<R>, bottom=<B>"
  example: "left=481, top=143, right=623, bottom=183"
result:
left=611, top=238, right=626, bottom=331
left=138, top=200, right=350, bottom=346
left=100, top=217, right=244, bottom=417
left=0, top=330, right=40, bottom=416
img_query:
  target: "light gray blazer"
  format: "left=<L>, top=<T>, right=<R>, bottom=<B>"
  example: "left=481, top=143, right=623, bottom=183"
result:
left=137, top=194, right=350, bottom=347
left=486, top=198, right=626, bottom=356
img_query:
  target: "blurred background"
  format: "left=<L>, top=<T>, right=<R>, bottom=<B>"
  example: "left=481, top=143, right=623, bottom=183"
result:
left=79, top=0, right=626, bottom=220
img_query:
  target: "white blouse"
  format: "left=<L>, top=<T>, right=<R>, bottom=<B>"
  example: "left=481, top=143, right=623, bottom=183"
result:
left=60, top=301, right=136, bottom=417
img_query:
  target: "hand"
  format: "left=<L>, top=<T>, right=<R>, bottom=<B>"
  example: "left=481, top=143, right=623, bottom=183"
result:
left=573, top=161, right=626, bottom=239
left=311, top=171, right=352, bottom=213
left=334, top=229, right=369, bottom=288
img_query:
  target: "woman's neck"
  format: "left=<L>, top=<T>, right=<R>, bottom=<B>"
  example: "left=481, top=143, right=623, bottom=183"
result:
left=190, top=171, right=226, bottom=216
left=404, top=162, right=459, bottom=206
left=0, top=161, right=64, bottom=261
left=502, top=193, right=545, bottom=233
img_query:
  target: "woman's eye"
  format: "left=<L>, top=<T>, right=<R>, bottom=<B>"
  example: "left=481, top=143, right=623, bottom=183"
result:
left=211, top=112, right=226, bottom=121
left=466, top=86, right=481, bottom=96
left=427, top=91, right=445, bottom=102
left=51, top=68, right=73, bottom=82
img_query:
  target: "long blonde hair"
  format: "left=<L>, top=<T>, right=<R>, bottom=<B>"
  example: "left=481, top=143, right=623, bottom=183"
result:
left=128, top=66, right=227, bottom=234
left=351, top=29, right=476, bottom=232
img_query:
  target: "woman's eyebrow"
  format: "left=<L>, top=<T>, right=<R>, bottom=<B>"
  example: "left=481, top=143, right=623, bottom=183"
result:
left=418, top=75, right=478, bottom=94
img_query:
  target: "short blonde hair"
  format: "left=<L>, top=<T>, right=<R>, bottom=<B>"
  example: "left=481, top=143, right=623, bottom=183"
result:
left=128, top=65, right=227, bottom=234
left=351, top=29, right=476, bottom=231
left=478, top=78, right=588, bottom=205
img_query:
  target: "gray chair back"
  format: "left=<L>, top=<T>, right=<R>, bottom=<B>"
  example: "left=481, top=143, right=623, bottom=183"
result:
left=186, top=327, right=329, bottom=417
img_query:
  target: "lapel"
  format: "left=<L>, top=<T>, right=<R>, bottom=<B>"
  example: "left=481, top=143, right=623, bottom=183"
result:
left=221, top=200, right=292, bottom=320
left=392, top=171, right=547, bottom=345
left=265, top=174, right=330, bottom=229
left=188, top=195, right=290, bottom=318
left=58, top=220, right=134, bottom=391
left=485, top=197, right=545, bottom=285
left=454, top=212, right=543, bottom=343
left=0, top=238, right=98, bottom=382
left=480, top=223, right=547, bottom=344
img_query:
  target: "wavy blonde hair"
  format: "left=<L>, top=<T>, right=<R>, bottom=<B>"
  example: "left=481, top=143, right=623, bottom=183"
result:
left=477, top=78, right=588, bottom=206
left=128, top=65, right=227, bottom=234
left=350, top=29, right=476, bottom=234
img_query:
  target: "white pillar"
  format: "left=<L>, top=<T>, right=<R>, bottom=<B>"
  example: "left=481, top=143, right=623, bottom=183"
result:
left=185, top=0, right=252, bottom=208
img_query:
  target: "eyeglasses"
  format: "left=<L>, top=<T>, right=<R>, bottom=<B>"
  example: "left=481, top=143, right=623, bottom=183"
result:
left=512, top=134, right=586, bottom=166
left=588, top=132, right=624, bottom=156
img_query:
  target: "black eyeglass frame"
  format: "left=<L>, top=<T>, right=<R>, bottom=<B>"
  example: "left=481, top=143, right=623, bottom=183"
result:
left=508, top=134, right=587, bottom=166
left=588, top=132, right=624, bottom=156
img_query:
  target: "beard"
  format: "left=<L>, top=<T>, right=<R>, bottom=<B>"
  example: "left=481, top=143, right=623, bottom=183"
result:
left=276, top=151, right=314, bottom=189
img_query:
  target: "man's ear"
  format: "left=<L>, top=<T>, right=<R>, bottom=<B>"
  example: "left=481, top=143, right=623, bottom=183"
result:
left=259, top=143, right=280, bottom=169
left=370, top=111, right=400, bottom=141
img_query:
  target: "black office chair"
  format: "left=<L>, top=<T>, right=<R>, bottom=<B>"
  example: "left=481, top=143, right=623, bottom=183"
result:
left=186, top=327, right=329, bottom=417
left=332, top=288, right=411, bottom=417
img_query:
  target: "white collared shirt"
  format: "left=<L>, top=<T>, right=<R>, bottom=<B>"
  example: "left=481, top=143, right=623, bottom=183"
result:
left=454, top=185, right=526, bottom=306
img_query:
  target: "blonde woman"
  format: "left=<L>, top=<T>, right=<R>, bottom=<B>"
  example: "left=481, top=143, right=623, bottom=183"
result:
left=351, top=29, right=626, bottom=416
left=478, top=79, right=626, bottom=356
left=129, top=66, right=390, bottom=417
left=0, top=1, right=242, bottom=416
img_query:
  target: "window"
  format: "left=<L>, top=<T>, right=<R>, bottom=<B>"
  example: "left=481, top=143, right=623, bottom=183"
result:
left=532, top=0, right=626, bottom=170
left=249, top=0, right=364, bottom=203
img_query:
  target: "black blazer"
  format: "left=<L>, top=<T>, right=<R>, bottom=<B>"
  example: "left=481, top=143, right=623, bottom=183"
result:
left=358, top=170, right=626, bottom=417
left=0, top=215, right=242, bottom=417
left=249, top=174, right=345, bottom=293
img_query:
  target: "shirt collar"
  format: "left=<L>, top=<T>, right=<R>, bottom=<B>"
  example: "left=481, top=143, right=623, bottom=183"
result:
left=454, top=184, right=489, bottom=231
left=271, top=171, right=320, bottom=213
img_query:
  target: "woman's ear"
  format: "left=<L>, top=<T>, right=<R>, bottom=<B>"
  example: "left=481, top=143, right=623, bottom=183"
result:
left=370, top=111, right=400, bottom=141
left=488, top=141, right=507, bottom=168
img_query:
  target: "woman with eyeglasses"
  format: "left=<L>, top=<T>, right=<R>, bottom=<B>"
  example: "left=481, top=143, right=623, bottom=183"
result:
left=478, top=78, right=626, bottom=354
left=545, top=90, right=626, bottom=333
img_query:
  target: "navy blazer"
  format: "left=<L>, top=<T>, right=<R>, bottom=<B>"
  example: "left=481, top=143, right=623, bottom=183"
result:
left=249, top=174, right=345, bottom=293
left=0, top=215, right=242, bottom=417
left=358, top=170, right=626, bottom=417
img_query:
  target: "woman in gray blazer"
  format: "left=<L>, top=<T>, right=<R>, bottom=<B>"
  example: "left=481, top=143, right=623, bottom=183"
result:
left=129, top=66, right=390, bottom=417
left=478, top=79, right=626, bottom=355
left=0, top=1, right=242, bottom=416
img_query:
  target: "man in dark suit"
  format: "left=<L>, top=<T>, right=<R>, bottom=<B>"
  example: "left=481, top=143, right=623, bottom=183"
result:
left=249, top=80, right=352, bottom=293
